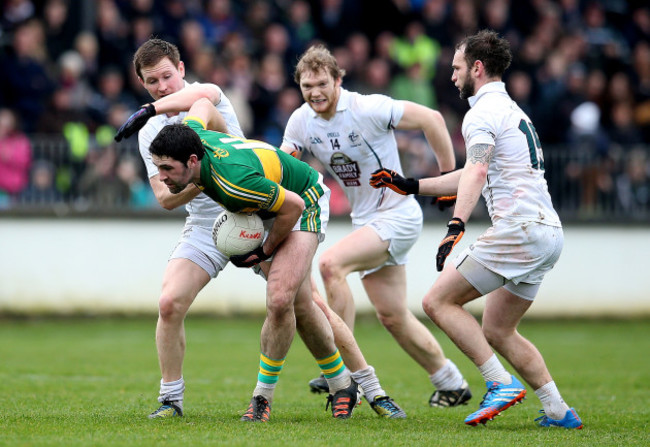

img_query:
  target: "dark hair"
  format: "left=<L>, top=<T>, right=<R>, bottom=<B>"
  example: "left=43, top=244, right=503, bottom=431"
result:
left=149, top=124, right=204, bottom=164
left=294, top=44, right=346, bottom=84
left=457, top=30, right=512, bottom=78
left=133, top=38, right=181, bottom=79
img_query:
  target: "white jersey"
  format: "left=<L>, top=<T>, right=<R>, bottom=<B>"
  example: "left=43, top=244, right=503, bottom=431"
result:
left=283, top=88, right=419, bottom=222
left=138, top=82, right=244, bottom=217
left=463, top=82, right=561, bottom=227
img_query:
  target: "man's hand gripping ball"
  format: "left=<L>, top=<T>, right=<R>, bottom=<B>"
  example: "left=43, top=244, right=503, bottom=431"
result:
left=230, top=246, right=271, bottom=268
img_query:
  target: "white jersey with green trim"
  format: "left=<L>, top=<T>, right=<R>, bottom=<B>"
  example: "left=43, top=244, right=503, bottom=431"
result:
left=463, top=82, right=561, bottom=227
left=283, top=88, right=418, bottom=222
left=137, top=82, right=244, bottom=216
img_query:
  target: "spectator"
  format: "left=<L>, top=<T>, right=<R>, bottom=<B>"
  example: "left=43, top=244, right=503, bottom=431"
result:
left=57, top=50, right=93, bottom=113
left=616, top=148, right=650, bottom=215
left=312, top=0, right=363, bottom=47
left=94, top=0, right=130, bottom=68
left=77, top=144, right=130, bottom=209
left=1, top=0, right=36, bottom=33
left=115, top=155, right=157, bottom=209
left=0, top=19, right=56, bottom=133
left=0, top=108, right=32, bottom=206
left=258, top=86, right=301, bottom=146
left=343, top=33, right=371, bottom=88
left=42, top=0, right=76, bottom=62
left=355, top=57, right=392, bottom=96
left=87, top=66, right=138, bottom=125
left=248, top=53, right=287, bottom=139
left=631, top=41, right=650, bottom=141
left=421, top=0, right=452, bottom=47
left=390, top=21, right=441, bottom=82
left=199, top=0, right=243, bottom=47
left=177, top=19, right=206, bottom=75
left=18, top=159, right=62, bottom=206
left=390, top=62, right=437, bottom=109
left=284, top=0, right=316, bottom=58
left=74, top=31, right=101, bottom=88
left=607, top=101, right=644, bottom=148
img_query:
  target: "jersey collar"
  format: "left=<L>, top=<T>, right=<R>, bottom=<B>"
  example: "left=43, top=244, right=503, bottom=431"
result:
left=468, top=81, right=506, bottom=108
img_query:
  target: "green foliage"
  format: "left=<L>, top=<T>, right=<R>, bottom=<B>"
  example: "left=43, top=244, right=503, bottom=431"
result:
left=0, top=317, right=648, bottom=446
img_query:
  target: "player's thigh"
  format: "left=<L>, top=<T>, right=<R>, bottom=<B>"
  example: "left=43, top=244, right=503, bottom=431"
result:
left=267, top=231, right=319, bottom=300
left=482, top=287, right=533, bottom=335
left=161, top=257, right=212, bottom=309
left=425, top=263, right=482, bottom=309
left=321, top=225, right=390, bottom=273
left=362, top=265, right=408, bottom=314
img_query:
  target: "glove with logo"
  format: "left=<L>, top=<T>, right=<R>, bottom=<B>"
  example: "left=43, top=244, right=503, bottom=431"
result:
left=114, top=104, right=156, bottom=141
left=436, top=217, right=465, bottom=272
left=430, top=171, right=457, bottom=210
left=369, top=169, right=419, bottom=195
left=230, top=245, right=271, bottom=268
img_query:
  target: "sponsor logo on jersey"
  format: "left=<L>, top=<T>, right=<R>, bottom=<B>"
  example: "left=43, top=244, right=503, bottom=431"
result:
left=310, top=136, right=323, bottom=144
left=330, top=152, right=360, bottom=186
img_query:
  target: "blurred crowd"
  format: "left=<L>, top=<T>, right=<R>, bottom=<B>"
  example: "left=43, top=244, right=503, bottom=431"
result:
left=0, top=0, right=648, bottom=219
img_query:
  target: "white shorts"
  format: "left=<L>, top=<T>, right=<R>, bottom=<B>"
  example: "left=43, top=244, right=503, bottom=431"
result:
left=353, top=201, right=423, bottom=277
left=170, top=216, right=229, bottom=278
left=453, top=220, right=563, bottom=300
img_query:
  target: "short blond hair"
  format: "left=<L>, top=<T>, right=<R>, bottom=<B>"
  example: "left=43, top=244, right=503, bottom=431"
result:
left=294, top=44, right=346, bottom=84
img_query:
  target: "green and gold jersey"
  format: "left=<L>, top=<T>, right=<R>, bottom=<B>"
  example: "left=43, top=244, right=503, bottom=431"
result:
left=185, top=117, right=323, bottom=214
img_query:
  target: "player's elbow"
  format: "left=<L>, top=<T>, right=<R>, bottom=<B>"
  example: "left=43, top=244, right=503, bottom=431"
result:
left=193, top=84, right=221, bottom=104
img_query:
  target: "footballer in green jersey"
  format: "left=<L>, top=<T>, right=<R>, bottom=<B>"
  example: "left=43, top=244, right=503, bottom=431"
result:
left=184, top=118, right=325, bottom=233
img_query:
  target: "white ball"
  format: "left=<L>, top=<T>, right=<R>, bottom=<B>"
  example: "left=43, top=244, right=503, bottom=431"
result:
left=212, top=210, right=264, bottom=257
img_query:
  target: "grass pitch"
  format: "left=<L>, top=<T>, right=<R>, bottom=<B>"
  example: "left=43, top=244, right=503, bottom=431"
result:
left=0, top=316, right=648, bottom=446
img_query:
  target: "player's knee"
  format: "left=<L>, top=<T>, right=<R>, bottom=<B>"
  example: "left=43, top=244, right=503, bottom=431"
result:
left=265, top=291, right=295, bottom=317
left=375, top=310, right=400, bottom=333
left=158, top=294, right=187, bottom=321
left=318, top=253, right=344, bottom=283
left=422, top=293, right=441, bottom=322
left=482, top=325, right=510, bottom=348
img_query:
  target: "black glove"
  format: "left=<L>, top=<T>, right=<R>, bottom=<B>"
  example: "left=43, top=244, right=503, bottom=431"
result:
left=114, top=104, right=156, bottom=141
left=430, top=171, right=457, bottom=210
left=369, top=168, right=419, bottom=195
left=230, top=245, right=271, bottom=268
left=431, top=195, right=457, bottom=210
left=436, top=217, right=465, bottom=272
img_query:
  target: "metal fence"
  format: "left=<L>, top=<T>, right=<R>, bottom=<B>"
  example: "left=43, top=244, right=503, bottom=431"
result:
left=1, top=135, right=649, bottom=223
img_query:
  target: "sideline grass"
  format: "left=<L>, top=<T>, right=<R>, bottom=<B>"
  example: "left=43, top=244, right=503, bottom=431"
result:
left=0, top=316, right=648, bottom=446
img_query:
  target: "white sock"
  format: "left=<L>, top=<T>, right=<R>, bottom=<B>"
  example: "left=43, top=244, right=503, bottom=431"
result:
left=159, top=377, right=185, bottom=408
left=253, top=381, right=276, bottom=403
left=429, top=359, right=465, bottom=391
left=326, top=368, right=351, bottom=394
left=350, top=366, right=386, bottom=402
left=535, top=381, right=570, bottom=420
left=478, top=354, right=512, bottom=384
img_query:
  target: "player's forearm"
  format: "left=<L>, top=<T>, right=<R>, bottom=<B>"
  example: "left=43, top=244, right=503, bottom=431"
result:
left=418, top=169, right=462, bottom=196
left=150, top=176, right=201, bottom=210
left=452, top=164, right=485, bottom=222
left=423, top=110, right=455, bottom=173
left=151, top=84, right=221, bottom=115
